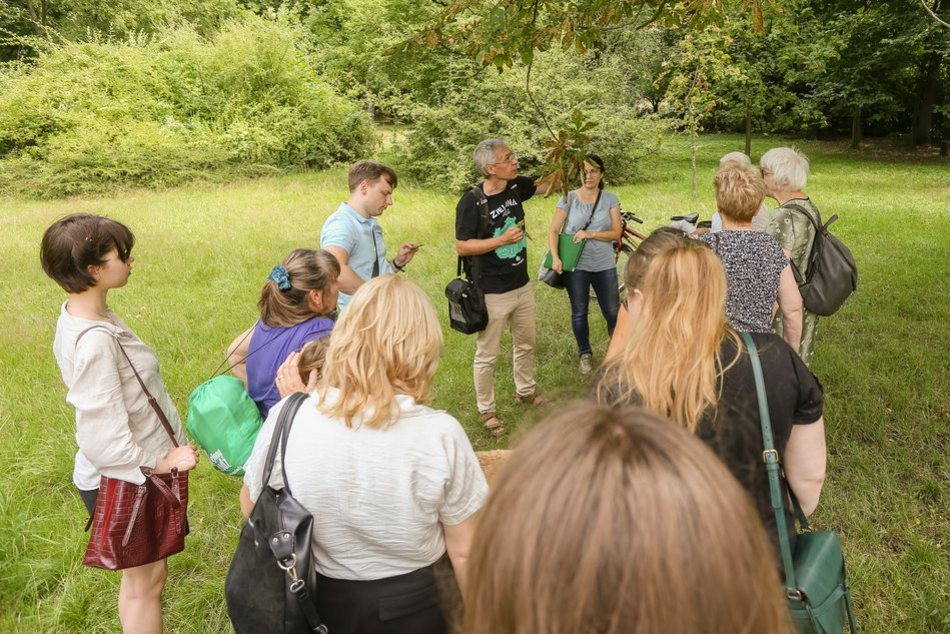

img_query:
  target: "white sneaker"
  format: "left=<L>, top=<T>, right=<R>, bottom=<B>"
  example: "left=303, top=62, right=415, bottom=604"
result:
left=579, top=354, right=593, bottom=375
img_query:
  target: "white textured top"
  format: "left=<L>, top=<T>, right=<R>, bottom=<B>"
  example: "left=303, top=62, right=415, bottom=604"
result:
left=243, top=388, right=489, bottom=581
left=52, top=302, right=186, bottom=490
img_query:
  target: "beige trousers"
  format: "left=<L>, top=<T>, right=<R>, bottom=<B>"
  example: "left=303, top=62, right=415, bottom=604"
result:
left=474, top=283, right=537, bottom=415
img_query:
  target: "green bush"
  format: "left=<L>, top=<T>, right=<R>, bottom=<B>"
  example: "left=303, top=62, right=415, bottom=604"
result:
left=393, top=48, right=663, bottom=193
left=0, top=15, right=374, bottom=198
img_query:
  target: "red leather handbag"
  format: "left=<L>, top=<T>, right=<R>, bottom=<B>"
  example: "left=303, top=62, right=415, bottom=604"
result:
left=78, top=326, right=190, bottom=570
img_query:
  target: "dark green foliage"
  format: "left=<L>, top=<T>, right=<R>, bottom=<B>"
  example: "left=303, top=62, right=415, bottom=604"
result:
left=0, top=15, right=374, bottom=198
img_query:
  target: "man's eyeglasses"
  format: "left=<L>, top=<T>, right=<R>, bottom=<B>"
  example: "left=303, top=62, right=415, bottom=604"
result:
left=489, top=154, right=518, bottom=166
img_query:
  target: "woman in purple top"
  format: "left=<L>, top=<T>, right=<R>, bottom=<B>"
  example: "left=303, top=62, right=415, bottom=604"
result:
left=228, top=249, right=340, bottom=417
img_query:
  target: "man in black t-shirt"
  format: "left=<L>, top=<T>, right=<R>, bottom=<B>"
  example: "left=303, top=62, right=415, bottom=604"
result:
left=455, top=138, right=550, bottom=434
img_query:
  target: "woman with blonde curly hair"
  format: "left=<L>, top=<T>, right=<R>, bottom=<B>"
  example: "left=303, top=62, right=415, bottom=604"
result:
left=241, top=275, right=488, bottom=634
left=698, top=162, right=803, bottom=354
left=595, top=229, right=826, bottom=553
left=465, top=403, right=795, bottom=634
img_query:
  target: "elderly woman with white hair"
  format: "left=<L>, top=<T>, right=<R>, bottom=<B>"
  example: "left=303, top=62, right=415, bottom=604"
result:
left=760, top=147, right=819, bottom=367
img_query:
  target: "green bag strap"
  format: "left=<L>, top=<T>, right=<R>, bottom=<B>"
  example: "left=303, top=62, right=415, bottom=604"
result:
left=740, top=332, right=799, bottom=598
left=787, top=482, right=811, bottom=530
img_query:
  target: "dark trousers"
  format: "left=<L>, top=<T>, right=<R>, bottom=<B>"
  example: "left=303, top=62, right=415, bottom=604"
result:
left=79, top=488, right=98, bottom=516
left=314, top=558, right=453, bottom=634
left=562, top=267, right=621, bottom=355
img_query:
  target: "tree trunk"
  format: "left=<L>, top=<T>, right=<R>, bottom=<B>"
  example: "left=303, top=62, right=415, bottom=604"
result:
left=913, top=51, right=943, bottom=146
left=24, top=0, right=46, bottom=36
left=744, top=108, right=752, bottom=156
left=850, top=105, right=862, bottom=149
left=691, top=126, right=698, bottom=199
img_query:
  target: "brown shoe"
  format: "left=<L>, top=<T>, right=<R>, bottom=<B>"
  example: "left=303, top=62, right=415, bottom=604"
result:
left=480, top=412, right=505, bottom=436
left=516, top=393, right=550, bottom=406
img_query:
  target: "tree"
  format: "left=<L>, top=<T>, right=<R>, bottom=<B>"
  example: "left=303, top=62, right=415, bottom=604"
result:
left=409, top=0, right=750, bottom=194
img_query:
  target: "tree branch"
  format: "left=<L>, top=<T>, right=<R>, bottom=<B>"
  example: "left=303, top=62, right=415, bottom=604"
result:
left=919, top=0, right=950, bottom=28
left=523, top=0, right=557, bottom=141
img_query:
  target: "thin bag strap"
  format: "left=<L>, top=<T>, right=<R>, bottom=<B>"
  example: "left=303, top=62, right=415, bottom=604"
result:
left=581, top=189, right=603, bottom=232
left=260, top=391, right=309, bottom=493
left=371, top=225, right=381, bottom=278
left=740, top=332, right=799, bottom=596
left=213, top=319, right=307, bottom=380
left=556, top=191, right=575, bottom=235
left=76, top=325, right=178, bottom=447
left=559, top=190, right=602, bottom=235
left=462, top=183, right=490, bottom=287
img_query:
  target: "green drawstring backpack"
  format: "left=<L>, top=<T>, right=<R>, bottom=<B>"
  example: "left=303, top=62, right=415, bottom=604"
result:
left=187, top=375, right=263, bottom=476
left=186, top=326, right=268, bottom=477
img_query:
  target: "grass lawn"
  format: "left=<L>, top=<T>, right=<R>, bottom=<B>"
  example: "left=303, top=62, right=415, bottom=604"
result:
left=0, top=134, right=948, bottom=632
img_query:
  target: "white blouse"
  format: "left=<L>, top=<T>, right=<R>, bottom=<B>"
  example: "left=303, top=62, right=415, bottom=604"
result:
left=244, top=388, right=489, bottom=581
left=53, top=302, right=185, bottom=490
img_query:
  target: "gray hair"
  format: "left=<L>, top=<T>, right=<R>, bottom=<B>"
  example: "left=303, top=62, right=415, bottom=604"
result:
left=474, top=138, right=509, bottom=176
left=719, top=151, right=751, bottom=167
left=760, top=147, right=810, bottom=192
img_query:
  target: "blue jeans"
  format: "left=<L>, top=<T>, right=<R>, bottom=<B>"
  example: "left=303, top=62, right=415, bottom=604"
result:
left=562, top=268, right=620, bottom=356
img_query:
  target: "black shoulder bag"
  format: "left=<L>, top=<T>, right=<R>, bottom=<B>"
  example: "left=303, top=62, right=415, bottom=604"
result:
left=742, top=332, right=857, bottom=634
left=445, top=184, right=491, bottom=334
left=225, top=392, right=328, bottom=634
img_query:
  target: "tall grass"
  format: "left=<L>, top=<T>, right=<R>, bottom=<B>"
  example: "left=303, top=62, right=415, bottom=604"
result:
left=0, top=134, right=947, bottom=632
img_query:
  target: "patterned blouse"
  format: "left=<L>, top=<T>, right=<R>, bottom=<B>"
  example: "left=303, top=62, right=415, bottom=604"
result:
left=698, top=230, right=788, bottom=333
left=766, top=197, right=821, bottom=367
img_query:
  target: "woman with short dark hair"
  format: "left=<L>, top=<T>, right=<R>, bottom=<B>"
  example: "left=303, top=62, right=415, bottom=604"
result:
left=41, top=213, right=199, bottom=634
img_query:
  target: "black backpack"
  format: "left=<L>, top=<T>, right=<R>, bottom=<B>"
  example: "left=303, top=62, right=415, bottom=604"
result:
left=445, top=185, right=491, bottom=334
left=785, top=202, right=858, bottom=317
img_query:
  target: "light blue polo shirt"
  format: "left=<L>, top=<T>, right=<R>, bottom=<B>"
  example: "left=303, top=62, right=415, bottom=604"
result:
left=320, top=202, right=394, bottom=311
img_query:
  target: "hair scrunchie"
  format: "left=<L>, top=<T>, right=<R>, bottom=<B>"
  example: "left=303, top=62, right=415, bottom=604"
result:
left=268, top=264, right=292, bottom=291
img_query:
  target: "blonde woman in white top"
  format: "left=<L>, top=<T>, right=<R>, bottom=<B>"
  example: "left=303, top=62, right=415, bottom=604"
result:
left=41, top=214, right=198, bottom=634
left=242, top=275, right=488, bottom=634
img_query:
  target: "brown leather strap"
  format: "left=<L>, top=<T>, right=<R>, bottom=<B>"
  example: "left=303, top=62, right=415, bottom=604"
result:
left=76, top=325, right=179, bottom=447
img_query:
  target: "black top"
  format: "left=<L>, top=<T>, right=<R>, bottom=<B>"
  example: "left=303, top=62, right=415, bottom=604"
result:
left=455, top=175, right=537, bottom=294
left=594, top=331, right=823, bottom=553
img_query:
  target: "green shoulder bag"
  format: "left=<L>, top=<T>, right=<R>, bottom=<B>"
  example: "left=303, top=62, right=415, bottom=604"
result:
left=742, top=332, right=858, bottom=634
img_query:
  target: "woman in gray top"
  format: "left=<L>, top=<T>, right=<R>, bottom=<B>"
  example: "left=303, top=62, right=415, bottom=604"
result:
left=547, top=154, right=622, bottom=374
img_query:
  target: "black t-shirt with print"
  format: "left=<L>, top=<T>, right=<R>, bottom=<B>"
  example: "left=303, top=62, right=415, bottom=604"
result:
left=455, top=176, right=537, bottom=294
left=593, top=331, right=823, bottom=554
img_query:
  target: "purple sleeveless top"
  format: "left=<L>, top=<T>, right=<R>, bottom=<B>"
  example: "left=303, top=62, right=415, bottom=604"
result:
left=246, top=317, right=334, bottom=418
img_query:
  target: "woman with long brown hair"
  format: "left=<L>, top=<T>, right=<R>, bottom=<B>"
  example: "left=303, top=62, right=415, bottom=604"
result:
left=595, top=229, right=826, bottom=551
left=465, top=403, right=794, bottom=634
left=228, top=248, right=339, bottom=417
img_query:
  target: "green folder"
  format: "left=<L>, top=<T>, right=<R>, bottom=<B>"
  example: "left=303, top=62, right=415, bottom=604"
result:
left=542, top=234, right=586, bottom=272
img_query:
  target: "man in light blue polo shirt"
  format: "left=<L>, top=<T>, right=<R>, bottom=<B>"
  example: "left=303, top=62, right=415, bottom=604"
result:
left=320, top=161, right=419, bottom=311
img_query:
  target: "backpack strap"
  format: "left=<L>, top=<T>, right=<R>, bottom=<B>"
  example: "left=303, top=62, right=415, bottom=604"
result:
left=460, top=183, right=491, bottom=287
left=782, top=201, right=824, bottom=286
left=783, top=200, right=822, bottom=233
